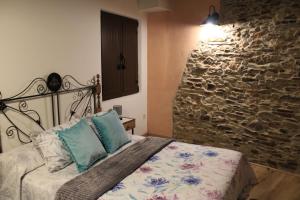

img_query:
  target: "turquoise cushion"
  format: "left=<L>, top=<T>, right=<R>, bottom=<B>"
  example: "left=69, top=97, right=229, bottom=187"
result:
left=92, top=110, right=131, bottom=153
left=58, top=119, right=107, bottom=172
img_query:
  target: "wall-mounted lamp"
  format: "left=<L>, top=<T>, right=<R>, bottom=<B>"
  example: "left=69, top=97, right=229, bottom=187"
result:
left=203, top=5, right=220, bottom=25
left=199, top=5, right=226, bottom=42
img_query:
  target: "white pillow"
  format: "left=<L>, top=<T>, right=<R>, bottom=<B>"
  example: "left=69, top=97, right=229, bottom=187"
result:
left=30, top=119, right=79, bottom=173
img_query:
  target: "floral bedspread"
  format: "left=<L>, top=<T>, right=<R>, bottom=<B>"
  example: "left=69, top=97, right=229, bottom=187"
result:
left=99, top=142, right=256, bottom=200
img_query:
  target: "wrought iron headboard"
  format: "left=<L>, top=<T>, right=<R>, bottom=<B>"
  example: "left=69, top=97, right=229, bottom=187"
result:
left=0, top=74, right=102, bottom=153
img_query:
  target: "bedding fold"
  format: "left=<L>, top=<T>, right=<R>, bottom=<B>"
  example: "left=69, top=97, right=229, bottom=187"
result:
left=55, top=136, right=174, bottom=200
left=0, top=143, right=44, bottom=200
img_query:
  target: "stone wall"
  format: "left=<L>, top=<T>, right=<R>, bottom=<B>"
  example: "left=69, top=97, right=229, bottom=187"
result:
left=173, top=0, right=300, bottom=173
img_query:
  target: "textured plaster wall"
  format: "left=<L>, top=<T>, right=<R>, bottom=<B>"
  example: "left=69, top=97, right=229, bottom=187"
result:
left=147, top=0, right=220, bottom=137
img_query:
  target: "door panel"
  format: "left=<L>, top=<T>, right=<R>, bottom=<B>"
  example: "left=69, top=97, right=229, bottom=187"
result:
left=101, top=11, right=123, bottom=100
left=122, top=17, right=139, bottom=95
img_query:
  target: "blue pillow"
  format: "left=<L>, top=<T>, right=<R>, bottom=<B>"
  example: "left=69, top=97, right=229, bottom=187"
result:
left=58, top=119, right=107, bottom=172
left=92, top=110, right=131, bottom=153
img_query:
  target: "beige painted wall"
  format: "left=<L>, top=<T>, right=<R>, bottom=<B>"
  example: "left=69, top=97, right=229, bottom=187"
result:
left=147, top=0, right=220, bottom=137
left=0, top=0, right=147, bottom=151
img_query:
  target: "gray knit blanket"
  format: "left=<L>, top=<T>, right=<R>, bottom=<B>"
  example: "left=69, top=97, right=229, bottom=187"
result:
left=55, top=137, right=174, bottom=200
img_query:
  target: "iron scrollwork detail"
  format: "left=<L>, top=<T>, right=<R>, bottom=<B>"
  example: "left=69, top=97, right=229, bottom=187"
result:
left=0, top=101, right=7, bottom=111
left=4, top=78, right=49, bottom=101
left=0, top=77, right=48, bottom=144
left=0, top=102, right=45, bottom=144
left=62, top=75, right=92, bottom=91
left=61, top=75, right=96, bottom=121
left=18, top=101, right=42, bottom=126
left=69, top=90, right=94, bottom=120
left=0, top=73, right=101, bottom=148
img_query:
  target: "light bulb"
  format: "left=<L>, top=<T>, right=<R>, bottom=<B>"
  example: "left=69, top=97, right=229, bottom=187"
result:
left=199, top=23, right=226, bottom=42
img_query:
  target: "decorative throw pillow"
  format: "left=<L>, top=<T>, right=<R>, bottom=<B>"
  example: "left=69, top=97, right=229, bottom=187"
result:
left=85, top=111, right=107, bottom=140
left=58, top=119, right=107, bottom=172
left=92, top=110, right=131, bottom=153
left=30, top=119, right=79, bottom=172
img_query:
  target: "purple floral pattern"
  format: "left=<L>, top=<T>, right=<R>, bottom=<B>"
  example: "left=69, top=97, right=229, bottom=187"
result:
left=146, top=178, right=169, bottom=188
left=177, top=152, right=193, bottom=159
left=99, top=142, right=244, bottom=200
left=181, top=176, right=201, bottom=185
left=148, top=155, right=160, bottom=162
left=203, top=150, right=218, bottom=157
left=111, top=182, right=125, bottom=192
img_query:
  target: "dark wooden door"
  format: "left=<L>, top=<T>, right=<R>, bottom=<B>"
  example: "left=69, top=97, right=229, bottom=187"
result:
left=101, top=11, right=139, bottom=101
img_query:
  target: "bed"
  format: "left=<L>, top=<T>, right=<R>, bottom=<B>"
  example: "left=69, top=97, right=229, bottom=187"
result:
left=0, top=73, right=256, bottom=200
